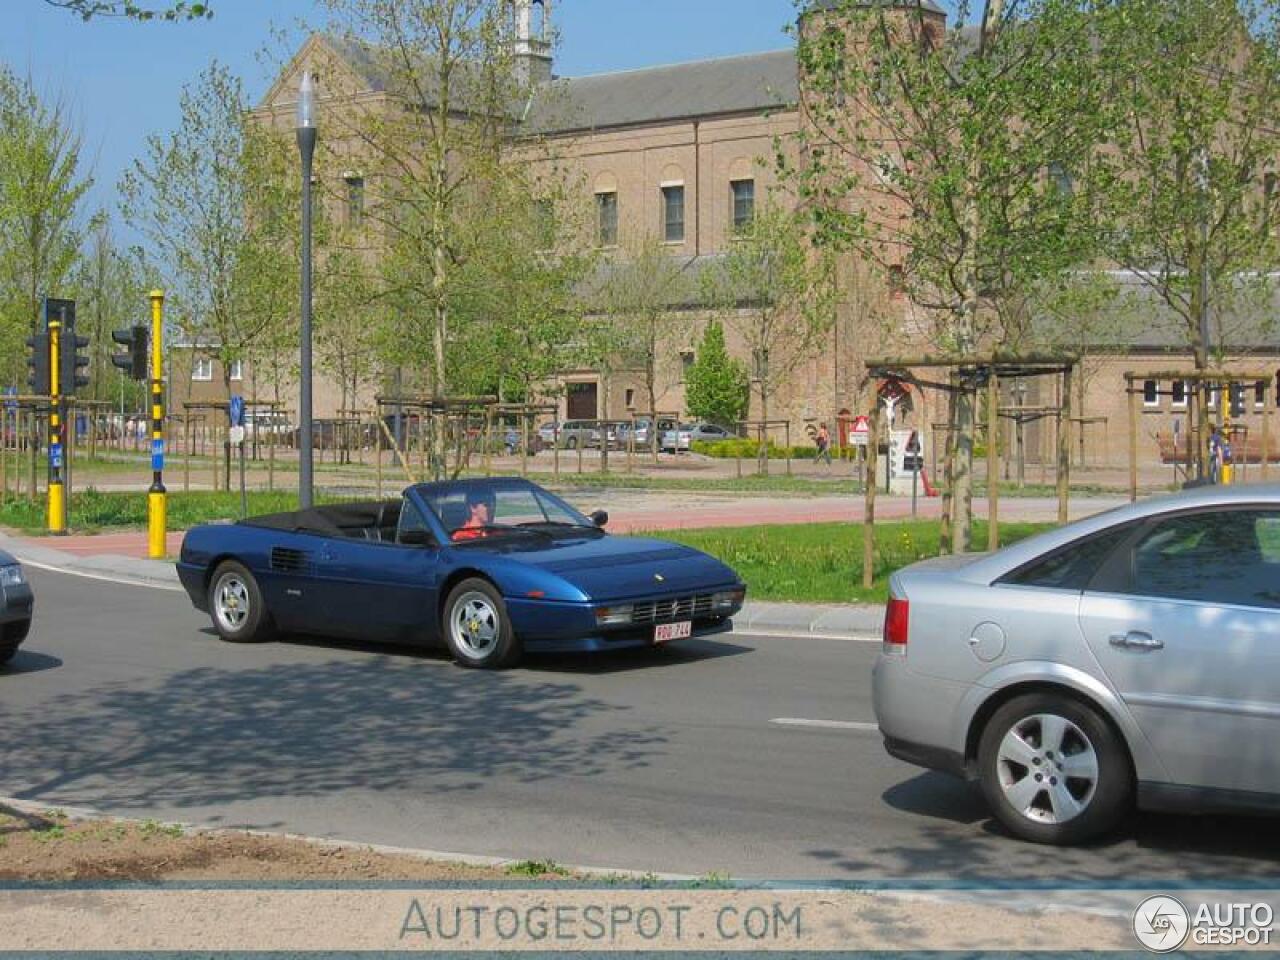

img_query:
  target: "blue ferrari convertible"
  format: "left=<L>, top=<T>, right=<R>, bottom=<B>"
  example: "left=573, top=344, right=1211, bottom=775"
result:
left=176, top=477, right=745, bottom=668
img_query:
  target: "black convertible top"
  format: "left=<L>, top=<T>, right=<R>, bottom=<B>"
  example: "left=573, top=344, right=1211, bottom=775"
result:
left=241, top=501, right=402, bottom=537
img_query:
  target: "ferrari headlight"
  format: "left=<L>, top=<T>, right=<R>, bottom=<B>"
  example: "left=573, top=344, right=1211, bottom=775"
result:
left=594, top=604, right=634, bottom=626
left=0, top=564, right=25, bottom=588
left=711, top=588, right=745, bottom=610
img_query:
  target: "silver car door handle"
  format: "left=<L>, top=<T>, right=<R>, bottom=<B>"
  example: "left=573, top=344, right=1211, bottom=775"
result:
left=1109, top=631, right=1164, bottom=651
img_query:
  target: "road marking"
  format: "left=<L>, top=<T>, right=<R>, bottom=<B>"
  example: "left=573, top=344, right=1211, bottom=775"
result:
left=770, top=717, right=880, bottom=732
left=15, top=557, right=184, bottom=593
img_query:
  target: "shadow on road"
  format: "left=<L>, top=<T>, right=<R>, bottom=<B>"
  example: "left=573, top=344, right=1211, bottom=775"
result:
left=802, top=771, right=1280, bottom=882
left=0, top=650, right=62, bottom=676
left=0, top=655, right=670, bottom=813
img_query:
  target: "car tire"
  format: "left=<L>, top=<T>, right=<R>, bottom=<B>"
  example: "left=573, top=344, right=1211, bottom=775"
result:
left=0, top=621, right=27, bottom=665
left=977, top=692, right=1132, bottom=845
left=208, top=561, right=276, bottom=643
left=442, top=577, right=521, bottom=669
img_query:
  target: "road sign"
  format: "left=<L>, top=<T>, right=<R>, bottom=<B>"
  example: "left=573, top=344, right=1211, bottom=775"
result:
left=849, top=415, right=870, bottom=447
left=229, top=394, right=245, bottom=427
left=3, top=386, right=16, bottom=411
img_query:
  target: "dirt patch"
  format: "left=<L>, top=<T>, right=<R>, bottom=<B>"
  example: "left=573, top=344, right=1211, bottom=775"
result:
left=0, top=806, right=564, bottom=883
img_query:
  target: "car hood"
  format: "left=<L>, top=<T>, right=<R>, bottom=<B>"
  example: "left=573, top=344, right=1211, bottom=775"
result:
left=456, top=534, right=741, bottom=602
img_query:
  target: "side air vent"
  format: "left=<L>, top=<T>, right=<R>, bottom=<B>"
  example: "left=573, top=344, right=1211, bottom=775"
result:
left=270, top=547, right=311, bottom=574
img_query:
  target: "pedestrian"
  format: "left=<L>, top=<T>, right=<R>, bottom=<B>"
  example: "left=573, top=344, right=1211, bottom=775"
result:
left=815, top=422, right=833, bottom=466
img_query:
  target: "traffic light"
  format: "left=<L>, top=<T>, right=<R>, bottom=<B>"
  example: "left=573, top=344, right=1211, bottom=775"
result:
left=111, top=325, right=149, bottom=381
left=1230, top=382, right=1246, bottom=418
left=62, top=331, right=90, bottom=396
left=26, top=333, right=50, bottom=395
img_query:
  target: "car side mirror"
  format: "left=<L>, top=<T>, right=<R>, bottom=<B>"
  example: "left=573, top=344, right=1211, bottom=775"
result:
left=590, top=509, right=609, bottom=528
left=399, top=529, right=434, bottom=547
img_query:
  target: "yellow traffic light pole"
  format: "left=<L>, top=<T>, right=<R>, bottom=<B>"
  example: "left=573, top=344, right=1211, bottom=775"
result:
left=148, top=290, right=167, bottom=558
left=47, top=315, right=66, bottom=535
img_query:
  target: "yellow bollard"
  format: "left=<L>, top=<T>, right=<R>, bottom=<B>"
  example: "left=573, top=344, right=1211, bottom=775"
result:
left=147, top=290, right=167, bottom=559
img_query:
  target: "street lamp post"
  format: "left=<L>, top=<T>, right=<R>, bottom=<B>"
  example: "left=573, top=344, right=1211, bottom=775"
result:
left=296, top=71, right=317, bottom=508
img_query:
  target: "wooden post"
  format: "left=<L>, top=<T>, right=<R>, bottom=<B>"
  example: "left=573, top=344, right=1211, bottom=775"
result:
left=553, top=419, right=560, bottom=478
left=376, top=421, right=384, bottom=499
left=483, top=407, right=492, bottom=477
left=785, top=421, right=792, bottom=477
left=267, top=421, right=275, bottom=492
left=183, top=416, right=192, bottom=492
left=863, top=406, right=879, bottom=591
left=1262, top=383, right=1271, bottom=482
left=1058, top=364, right=1072, bottom=524
left=521, top=409, right=530, bottom=478
left=1127, top=375, right=1138, bottom=503
left=987, top=370, right=1000, bottom=551
left=940, top=375, right=956, bottom=555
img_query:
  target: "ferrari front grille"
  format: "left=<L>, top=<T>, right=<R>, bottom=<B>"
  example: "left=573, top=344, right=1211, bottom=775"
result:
left=631, top=594, right=714, bottom=625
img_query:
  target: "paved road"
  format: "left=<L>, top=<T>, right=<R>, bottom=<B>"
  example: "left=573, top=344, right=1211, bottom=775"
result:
left=3, top=566, right=1277, bottom=883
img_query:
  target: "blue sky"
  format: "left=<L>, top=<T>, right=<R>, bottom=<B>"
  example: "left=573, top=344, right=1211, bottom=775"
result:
left=0, top=0, right=802, bottom=235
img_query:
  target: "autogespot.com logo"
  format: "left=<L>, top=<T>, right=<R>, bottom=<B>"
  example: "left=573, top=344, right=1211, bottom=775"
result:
left=1133, top=896, right=1191, bottom=953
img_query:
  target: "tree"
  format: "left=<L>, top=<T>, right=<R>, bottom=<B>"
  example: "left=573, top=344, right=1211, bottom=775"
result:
left=0, top=65, right=91, bottom=380
left=597, top=237, right=693, bottom=459
left=43, top=1, right=211, bottom=20
left=121, top=62, right=278, bottom=401
left=319, top=0, right=531, bottom=476
left=785, top=0, right=1103, bottom=548
left=703, top=200, right=836, bottom=473
left=1081, top=0, right=1280, bottom=471
left=684, top=320, right=748, bottom=430
left=71, top=213, right=153, bottom=407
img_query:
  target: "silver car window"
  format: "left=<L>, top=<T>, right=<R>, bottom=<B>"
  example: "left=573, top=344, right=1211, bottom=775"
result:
left=1129, top=508, right=1280, bottom=609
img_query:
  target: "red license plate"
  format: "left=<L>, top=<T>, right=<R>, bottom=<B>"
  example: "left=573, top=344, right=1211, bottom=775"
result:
left=654, top=621, right=693, bottom=644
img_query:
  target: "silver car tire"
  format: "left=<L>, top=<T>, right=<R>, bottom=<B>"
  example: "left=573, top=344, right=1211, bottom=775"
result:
left=442, top=578, right=521, bottom=670
left=208, top=561, right=276, bottom=644
left=977, top=693, right=1132, bottom=846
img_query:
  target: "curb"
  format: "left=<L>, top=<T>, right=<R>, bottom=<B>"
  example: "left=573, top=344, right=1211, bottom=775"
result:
left=0, top=795, right=697, bottom=883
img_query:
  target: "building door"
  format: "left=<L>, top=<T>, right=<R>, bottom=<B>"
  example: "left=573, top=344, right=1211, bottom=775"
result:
left=567, top=382, right=598, bottom=420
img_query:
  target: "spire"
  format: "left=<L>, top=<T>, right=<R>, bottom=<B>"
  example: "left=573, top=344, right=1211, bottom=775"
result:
left=514, top=0, right=553, bottom=87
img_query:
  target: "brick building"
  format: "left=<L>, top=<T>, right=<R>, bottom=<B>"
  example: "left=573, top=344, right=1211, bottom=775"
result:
left=251, top=0, right=1277, bottom=468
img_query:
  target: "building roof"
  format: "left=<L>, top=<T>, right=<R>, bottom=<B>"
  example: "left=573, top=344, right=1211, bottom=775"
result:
left=524, top=49, right=799, bottom=135
left=1031, top=272, right=1280, bottom=355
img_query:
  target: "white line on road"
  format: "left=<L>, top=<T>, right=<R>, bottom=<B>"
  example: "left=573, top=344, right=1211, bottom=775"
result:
left=770, top=717, right=880, bottom=732
left=15, top=557, right=185, bottom=592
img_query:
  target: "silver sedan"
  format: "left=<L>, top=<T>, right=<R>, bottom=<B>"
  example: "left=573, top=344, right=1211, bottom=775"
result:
left=873, top=484, right=1280, bottom=845
left=0, top=549, right=33, bottom=666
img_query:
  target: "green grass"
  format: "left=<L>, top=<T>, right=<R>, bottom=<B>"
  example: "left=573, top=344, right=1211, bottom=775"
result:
left=0, top=489, right=327, bottom=535
left=658, top=519, right=1055, bottom=604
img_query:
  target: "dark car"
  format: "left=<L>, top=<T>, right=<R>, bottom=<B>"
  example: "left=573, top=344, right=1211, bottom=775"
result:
left=0, top=551, right=34, bottom=666
left=177, top=477, right=745, bottom=669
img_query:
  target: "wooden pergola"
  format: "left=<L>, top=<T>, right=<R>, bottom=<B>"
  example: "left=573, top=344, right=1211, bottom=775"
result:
left=1123, top=370, right=1273, bottom=501
left=863, top=353, right=1080, bottom=586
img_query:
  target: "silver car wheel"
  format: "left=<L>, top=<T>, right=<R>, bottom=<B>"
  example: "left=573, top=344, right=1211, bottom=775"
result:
left=996, top=713, right=1099, bottom=825
left=213, top=573, right=251, bottom=634
left=450, top=591, right=500, bottom=660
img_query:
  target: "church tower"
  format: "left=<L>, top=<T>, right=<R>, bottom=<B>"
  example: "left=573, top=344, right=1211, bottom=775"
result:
left=513, top=0, right=553, bottom=87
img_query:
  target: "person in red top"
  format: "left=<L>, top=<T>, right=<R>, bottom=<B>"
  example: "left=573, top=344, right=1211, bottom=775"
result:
left=451, top=489, right=496, bottom=542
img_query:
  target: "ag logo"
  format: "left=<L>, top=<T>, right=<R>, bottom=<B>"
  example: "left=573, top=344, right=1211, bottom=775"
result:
left=654, top=573, right=665, bottom=582
left=1133, top=895, right=1190, bottom=952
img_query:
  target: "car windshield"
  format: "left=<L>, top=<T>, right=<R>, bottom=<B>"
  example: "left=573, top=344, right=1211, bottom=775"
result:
left=420, top=482, right=597, bottom=541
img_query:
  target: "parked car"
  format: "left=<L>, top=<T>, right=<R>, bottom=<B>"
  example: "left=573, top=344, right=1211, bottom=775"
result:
left=660, top=423, right=694, bottom=452
left=622, top=417, right=676, bottom=448
left=686, top=423, right=734, bottom=445
left=873, top=484, right=1280, bottom=845
left=558, top=420, right=600, bottom=450
left=177, top=477, right=746, bottom=669
left=0, top=552, right=33, bottom=666
left=244, top=411, right=293, bottom=442
left=537, top=421, right=560, bottom=446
